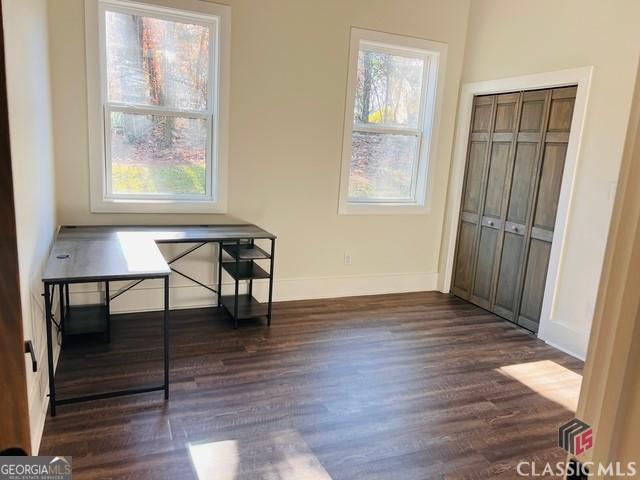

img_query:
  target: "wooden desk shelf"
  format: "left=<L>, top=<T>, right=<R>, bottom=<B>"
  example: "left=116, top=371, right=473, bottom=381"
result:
left=220, top=294, right=268, bottom=320
left=222, top=243, right=270, bottom=260
left=218, top=239, right=275, bottom=328
left=63, top=304, right=109, bottom=337
left=221, top=261, right=270, bottom=280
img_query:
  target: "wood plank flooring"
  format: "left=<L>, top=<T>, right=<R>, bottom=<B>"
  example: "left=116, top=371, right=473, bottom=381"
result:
left=39, top=292, right=583, bottom=479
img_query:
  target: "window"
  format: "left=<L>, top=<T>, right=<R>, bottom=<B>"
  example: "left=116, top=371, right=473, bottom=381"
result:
left=339, top=28, right=446, bottom=214
left=85, top=0, right=230, bottom=212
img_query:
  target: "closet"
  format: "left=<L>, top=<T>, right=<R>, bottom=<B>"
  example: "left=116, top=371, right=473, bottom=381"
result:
left=451, top=86, right=576, bottom=332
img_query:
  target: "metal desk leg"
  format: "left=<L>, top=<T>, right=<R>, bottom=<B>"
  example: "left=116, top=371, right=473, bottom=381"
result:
left=217, top=242, right=223, bottom=307
left=58, top=282, right=65, bottom=342
left=248, top=239, right=254, bottom=298
left=44, top=283, right=56, bottom=417
left=64, top=284, right=70, bottom=315
left=267, top=239, right=275, bottom=327
left=163, top=275, right=170, bottom=400
left=105, top=281, right=111, bottom=343
left=233, top=239, right=240, bottom=329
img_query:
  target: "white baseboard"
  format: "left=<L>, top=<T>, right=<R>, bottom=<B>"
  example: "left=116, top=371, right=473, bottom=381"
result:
left=67, top=271, right=439, bottom=314
left=266, top=271, right=439, bottom=302
left=538, top=320, right=589, bottom=360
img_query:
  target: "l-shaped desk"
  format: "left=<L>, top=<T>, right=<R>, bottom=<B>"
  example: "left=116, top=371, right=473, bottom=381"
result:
left=42, top=224, right=276, bottom=416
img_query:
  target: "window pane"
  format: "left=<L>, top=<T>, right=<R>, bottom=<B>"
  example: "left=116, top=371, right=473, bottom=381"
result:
left=348, top=132, right=418, bottom=200
left=353, top=48, right=424, bottom=128
left=105, top=10, right=210, bottom=111
left=109, top=111, right=207, bottom=196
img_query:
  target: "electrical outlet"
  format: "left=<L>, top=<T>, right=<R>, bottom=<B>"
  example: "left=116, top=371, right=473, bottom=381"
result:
left=344, top=253, right=352, bottom=265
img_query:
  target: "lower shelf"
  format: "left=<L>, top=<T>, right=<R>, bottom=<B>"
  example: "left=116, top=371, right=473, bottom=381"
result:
left=220, top=294, right=268, bottom=320
left=63, top=305, right=108, bottom=336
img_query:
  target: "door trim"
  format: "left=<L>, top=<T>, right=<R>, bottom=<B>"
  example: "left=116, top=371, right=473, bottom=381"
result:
left=0, top=0, right=31, bottom=454
left=441, top=67, right=593, bottom=357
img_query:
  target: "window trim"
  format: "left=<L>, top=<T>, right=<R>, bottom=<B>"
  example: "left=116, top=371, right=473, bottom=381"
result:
left=85, top=0, right=230, bottom=213
left=338, top=28, right=447, bottom=215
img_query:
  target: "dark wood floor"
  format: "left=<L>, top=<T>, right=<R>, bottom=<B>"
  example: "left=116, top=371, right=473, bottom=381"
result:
left=40, top=292, right=583, bottom=479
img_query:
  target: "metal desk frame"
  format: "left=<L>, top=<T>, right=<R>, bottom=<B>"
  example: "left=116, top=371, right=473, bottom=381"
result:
left=42, top=225, right=276, bottom=417
left=108, top=237, right=276, bottom=327
left=44, top=274, right=169, bottom=417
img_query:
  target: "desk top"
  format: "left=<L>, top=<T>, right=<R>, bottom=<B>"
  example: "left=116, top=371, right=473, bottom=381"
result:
left=43, top=224, right=276, bottom=283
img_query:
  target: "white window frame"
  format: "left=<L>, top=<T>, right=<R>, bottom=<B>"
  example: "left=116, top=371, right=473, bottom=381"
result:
left=338, top=28, right=447, bottom=215
left=85, top=0, right=230, bottom=213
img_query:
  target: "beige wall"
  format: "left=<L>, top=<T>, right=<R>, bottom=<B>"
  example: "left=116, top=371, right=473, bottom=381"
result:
left=48, top=0, right=471, bottom=306
left=3, top=0, right=58, bottom=453
left=452, top=0, right=640, bottom=358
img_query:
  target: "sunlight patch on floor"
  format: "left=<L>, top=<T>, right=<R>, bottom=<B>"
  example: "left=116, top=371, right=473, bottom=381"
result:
left=187, top=430, right=332, bottom=480
left=189, top=440, right=240, bottom=480
left=496, top=360, right=582, bottom=411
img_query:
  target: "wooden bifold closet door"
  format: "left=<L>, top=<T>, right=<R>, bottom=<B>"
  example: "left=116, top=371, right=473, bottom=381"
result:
left=452, top=86, right=576, bottom=332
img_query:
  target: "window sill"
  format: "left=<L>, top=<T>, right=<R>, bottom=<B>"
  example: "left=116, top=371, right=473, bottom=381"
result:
left=338, top=201, right=431, bottom=215
left=91, top=198, right=227, bottom=214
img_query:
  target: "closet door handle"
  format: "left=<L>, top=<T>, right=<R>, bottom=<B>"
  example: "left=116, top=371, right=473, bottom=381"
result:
left=488, top=220, right=494, bottom=226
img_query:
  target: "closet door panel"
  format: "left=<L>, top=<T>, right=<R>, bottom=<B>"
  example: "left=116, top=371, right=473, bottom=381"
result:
left=483, top=142, right=511, bottom=219
left=463, top=141, right=489, bottom=215
left=493, top=140, right=536, bottom=319
left=452, top=96, right=494, bottom=298
left=534, top=143, right=567, bottom=230
left=494, top=100, right=517, bottom=132
left=493, top=231, right=524, bottom=319
left=507, top=142, right=538, bottom=225
left=472, top=102, right=492, bottom=132
left=518, top=238, right=552, bottom=331
left=520, top=103, right=545, bottom=131
left=493, top=91, right=546, bottom=320
left=453, top=221, right=477, bottom=296
left=516, top=86, right=576, bottom=331
left=497, top=140, right=537, bottom=320
left=547, top=97, right=575, bottom=132
left=471, top=225, right=499, bottom=307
